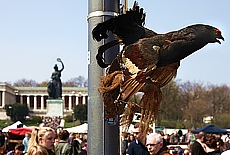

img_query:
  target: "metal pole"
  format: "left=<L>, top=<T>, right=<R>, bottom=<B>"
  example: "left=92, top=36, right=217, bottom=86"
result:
left=87, top=0, right=104, bottom=153
left=103, top=1, right=120, bottom=154
left=88, top=0, right=119, bottom=155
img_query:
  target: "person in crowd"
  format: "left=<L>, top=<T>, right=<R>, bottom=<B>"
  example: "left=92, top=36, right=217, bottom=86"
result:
left=163, top=134, right=170, bottom=144
left=127, top=124, right=149, bottom=155
left=121, top=132, right=128, bottom=155
left=170, top=131, right=179, bottom=143
left=148, top=128, right=154, bottom=135
left=6, top=143, right=24, bottom=155
left=0, top=130, right=5, bottom=155
left=215, top=138, right=228, bottom=154
left=128, top=134, right=135, bottom=146
left=68, top=132, right=75, bottom=145
left=27, top=145, right=49, bottom=155
left=186, top=130, right=195, bottom=148
left=78, top=140, right=87, bottom=155
left=55, top=130, right=73, bottom=155
left=72, top=134, right=82, bottom=155
left=27, top=127, right=56, bottom=155
left=191, top=131, right=208, bottom=155
left=146, top=133, right=170, bottom=155
left=22, top=132, right=31, bottom=153
left=183, top=149, right=190, bottom=155
left=221, top=134, right=229, bottom=143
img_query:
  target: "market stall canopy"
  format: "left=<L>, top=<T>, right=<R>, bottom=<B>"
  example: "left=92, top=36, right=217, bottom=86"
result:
left=9, top=128, right=33, bottom=136
left=2, top=121, right=27, bottom=132
left=192, top=124, right=228, bottom=134
left=64, top=123, right=88, bottom=133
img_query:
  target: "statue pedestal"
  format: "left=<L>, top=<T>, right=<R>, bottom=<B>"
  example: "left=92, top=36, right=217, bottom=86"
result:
left=46, top=99, right=63, bottom=117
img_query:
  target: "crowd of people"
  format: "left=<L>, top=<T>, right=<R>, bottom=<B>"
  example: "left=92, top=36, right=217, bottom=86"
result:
left=2, top=123, right=230, bottom=155
left=40, top=117, right=62, bottom=130
left=0, top=128, right=87, bottom=155
left=120, top=124, right=230, bottom=155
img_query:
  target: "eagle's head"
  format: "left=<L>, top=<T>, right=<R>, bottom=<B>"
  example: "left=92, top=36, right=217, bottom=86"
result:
left=190, top=24, right=224, bottom=44
left=205, top=25, right=225, bottom=44
left=213, top=28, right=224, bottom=44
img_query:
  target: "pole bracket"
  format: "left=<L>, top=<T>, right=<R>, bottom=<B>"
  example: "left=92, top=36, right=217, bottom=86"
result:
left=87, top=11, right=119, bottom=21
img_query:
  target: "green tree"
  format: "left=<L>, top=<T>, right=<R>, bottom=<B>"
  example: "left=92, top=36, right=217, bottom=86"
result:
left=213, top=113, right=230, bottom=128
left=5, top=103, right=29, bottom=121
left=160, top=80, right=181, bottom=125
left=73, top=104, right=87, bottom=124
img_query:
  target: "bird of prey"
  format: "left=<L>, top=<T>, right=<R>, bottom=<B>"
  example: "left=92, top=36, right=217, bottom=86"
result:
left=92, top=2, right=224, bottom=134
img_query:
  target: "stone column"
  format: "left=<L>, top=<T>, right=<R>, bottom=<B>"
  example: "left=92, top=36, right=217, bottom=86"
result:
left=69, top=96, right=72, bottom=110
left=62, top=96, right=65, bottom=110
left=41, top=96, right=44, bottom=111
left=27, top=96, right=30, bottom=109
left=20, top=95, right=23, bottom=104
left=82, top=96, right=86, bottom=105
left=76, top=96, right=79, bottom=105
left=1, top=91, right=5, bottom=107
left=34, top=95, right=37, bottom=110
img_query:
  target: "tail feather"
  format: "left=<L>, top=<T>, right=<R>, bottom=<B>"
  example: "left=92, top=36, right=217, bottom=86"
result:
left=92, top=3, right=146, bottom=43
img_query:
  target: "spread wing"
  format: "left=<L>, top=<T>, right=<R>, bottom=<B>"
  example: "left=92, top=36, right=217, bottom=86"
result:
left=92, top=2, right=157, bottom=68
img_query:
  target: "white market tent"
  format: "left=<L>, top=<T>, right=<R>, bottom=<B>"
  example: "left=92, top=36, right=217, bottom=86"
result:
left=64, top=123, right=88, bottom=133
left=2, top=121, right=27, bottom=132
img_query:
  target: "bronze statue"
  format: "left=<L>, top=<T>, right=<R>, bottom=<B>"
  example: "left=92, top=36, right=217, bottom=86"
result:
left=48, top=58, right=64, bottom=99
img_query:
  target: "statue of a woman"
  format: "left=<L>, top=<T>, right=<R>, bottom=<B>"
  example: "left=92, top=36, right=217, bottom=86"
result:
left=48, top=58, right=64, bottom=99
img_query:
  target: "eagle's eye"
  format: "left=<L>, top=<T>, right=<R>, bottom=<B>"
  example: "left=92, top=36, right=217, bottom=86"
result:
left=216, top=29, right=221, bottom=36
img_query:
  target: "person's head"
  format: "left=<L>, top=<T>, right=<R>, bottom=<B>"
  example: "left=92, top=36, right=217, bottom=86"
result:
left=27, top=145, right=49, bottom=155
left=28, top=127, right=56, bottom=151
left=58, top=130, right=70, bottom=141
left=148, top=127, right=153, bottom=134
left=184, top=149, right=190, bottom=155
left=132, top=123, right=146, bottom=144
left=132, top=127, right=144, bottom=143
left=25, top=132, right=31, bottom=138
left=146, top=133, right=163, bottom=155
left=121, top=132, right=127, bottom=138
left=197, top=131, right=207, bottom=143
left=14, top=143, right=24, bottom=155
left=129, top=134, right=135, bottom=142
left=69, top=132, right=76, bottom=138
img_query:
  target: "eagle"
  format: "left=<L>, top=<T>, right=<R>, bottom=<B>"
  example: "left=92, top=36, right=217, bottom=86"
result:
left=92, top=2, right=224, bottom=134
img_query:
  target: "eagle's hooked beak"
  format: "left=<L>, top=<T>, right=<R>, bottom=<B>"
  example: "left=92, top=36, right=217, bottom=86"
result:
left=216, top=35, right=224, bottom=44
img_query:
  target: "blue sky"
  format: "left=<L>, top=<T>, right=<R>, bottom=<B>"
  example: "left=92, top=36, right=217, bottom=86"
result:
left=0, top=1, right=229, bottom=86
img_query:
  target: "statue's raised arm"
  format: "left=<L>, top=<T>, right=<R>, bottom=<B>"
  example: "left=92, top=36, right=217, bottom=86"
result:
left=57, top=58, right=64, bottom=72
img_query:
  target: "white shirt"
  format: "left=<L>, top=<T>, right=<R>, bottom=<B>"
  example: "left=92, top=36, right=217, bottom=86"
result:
left=221, top=150, right=230, bottom=155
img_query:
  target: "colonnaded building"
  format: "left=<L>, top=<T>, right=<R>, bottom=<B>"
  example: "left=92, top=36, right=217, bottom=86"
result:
left=0, top=82, right=88, bottom=119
